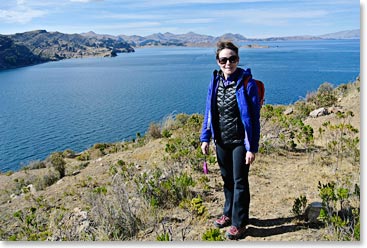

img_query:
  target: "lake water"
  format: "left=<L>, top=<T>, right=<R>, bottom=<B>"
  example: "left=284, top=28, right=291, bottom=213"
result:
left=0, top=40, right=360, bottom=172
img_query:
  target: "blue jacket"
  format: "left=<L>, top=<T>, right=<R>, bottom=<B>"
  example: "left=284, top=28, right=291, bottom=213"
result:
left=200, top=68, right=261, bottom=153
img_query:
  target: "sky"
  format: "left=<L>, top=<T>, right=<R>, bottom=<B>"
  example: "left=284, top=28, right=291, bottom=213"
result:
left=0, top=0, right=361, bottom=38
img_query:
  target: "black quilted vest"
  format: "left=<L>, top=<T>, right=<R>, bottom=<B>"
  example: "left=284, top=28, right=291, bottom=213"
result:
left=215, top=78, right=245, bottom=145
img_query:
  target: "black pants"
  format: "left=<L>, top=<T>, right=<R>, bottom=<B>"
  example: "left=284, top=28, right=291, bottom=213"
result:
left=216, top=142, right=250, bottom=228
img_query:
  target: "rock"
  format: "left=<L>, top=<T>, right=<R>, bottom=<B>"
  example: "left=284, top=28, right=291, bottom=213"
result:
left=27, top=184, right=37, bottom=195
left=283, top=108, right=293, bottom=115
left=309, top=107, right=328, bottom=118
left=72, top=170, right=81, bottom=176
left=304, top=202, right=323, bottom=223
left=10, top=193, right=18, bottom=199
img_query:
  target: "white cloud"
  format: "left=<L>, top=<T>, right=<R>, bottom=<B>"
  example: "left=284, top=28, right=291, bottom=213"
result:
left=0, top=7, right=45, bottom=24
left=0, top=0, right=47, bottom=24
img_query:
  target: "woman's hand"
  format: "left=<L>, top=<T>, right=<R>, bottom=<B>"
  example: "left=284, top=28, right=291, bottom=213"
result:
left=201, top=142, right=209, bottom=155
left=246, top=151, right=255, bottom=165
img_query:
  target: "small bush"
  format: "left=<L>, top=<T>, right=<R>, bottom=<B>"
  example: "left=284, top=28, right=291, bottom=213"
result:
left=317, top=181, right=360, bottom=241
left=62, top=149, right=75, bottom=158
left=175, top=113, right=190, bottom=127
left=26, top=160, right=46, bottom=170
left=87, top=175, right=141, bottom=240
left=49, top=152, right=66, bottom=178
left=162, top=129, right=172, bottom=138
left=292, top=195, right=307, bottom=217
left=156, top=232, right=170, bottom=241
left=190, top=197, right=207, bottom=216
left=134, top=169, right=195, bottom=208
left=306, top=82, right=337, bottom=108
left=34, top=170, right=59, bottom=190
left=202, top=228, right=224, bottom=241
left=77, top=152, right=90, bottom=161
left=147, top=122, right=162, bottom=139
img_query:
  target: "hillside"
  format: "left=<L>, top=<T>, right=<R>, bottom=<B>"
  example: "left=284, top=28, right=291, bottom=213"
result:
left=0, top=30, right=134, bottom=70
left=0, top=77, right=360, bottom=242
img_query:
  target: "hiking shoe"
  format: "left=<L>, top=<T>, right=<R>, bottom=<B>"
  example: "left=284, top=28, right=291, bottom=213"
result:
left=225, top=226, right=247, bottom=240
left=214, top=215, right=231, bottom=228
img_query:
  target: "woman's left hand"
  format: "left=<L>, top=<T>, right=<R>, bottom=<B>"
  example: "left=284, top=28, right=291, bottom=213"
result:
left=246, top=151, right=255, bottom=165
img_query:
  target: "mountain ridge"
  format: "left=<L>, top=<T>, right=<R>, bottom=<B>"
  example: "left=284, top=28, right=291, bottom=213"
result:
left=0, top=30, right=134, bottom=70
left=91, top=29, right=360, bottom=47
left=0, top=29, right=360, bottom=70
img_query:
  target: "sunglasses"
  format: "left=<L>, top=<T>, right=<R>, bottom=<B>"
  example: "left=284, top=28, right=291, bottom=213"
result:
left=218, top=55, right=239, bottom=64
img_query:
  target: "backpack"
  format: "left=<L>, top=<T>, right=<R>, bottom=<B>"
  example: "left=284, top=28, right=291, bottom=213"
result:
left=244, top=77, right=265, bottom=107
left=213, top=69, right=265, bottom=107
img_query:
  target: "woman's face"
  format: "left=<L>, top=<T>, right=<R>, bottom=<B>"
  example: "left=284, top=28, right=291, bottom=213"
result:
left=217, top=48, right=239, bottom=79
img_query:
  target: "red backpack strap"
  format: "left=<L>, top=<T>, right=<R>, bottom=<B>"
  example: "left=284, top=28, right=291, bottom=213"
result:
left=244, top=78, right=265, bottom=107
left=254, top=79, right=265, bottom=106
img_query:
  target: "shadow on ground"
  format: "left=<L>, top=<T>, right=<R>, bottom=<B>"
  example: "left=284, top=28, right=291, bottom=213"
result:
left=245, top=217, right=322, bottom=238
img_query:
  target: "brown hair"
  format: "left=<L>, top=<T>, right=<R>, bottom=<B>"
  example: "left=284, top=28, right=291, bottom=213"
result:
left=216, top=40, right=239, bottom=59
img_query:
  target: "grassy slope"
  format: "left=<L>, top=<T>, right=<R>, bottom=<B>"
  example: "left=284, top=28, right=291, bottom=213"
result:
left=0, top=78, right=360, bottom=241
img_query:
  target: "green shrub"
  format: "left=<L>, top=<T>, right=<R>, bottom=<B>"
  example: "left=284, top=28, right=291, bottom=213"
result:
left=12, top=206, right=50, bottom=240
left=77, top=152, right=90, bottom=161
left=156, top=232, right=170, bottom=241
left=202, top=228, right=224, bottom=241
left=317, top=181, right=360, bottom=241
left=292, top=195, right=307, bottom=217
left=175, top=113, right=190, bottom=127
left=49, top=152, right=66, bottom=178
left=306, top=82, right=337, bottom=108
left=62, top=149, right=75, bottom=158
left=134, top=169, right=195, bottom=208
left=320, top=115, right=359, bottom=168
left=190, top=197, right=207, bottom=216
left=162, top=129, right=172, bottom=138
left=93, top=186, right=107, bottom=195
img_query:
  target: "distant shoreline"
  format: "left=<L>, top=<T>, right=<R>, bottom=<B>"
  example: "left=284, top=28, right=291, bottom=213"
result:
left=0, top=29, right=359, bottom=70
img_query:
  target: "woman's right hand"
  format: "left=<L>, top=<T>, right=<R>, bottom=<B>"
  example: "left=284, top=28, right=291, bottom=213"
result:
left=201, top=142, right=209, bottom=155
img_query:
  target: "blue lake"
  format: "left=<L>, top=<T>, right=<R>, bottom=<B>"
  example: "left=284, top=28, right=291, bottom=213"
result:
left=0, top=39, right=360, bottom=172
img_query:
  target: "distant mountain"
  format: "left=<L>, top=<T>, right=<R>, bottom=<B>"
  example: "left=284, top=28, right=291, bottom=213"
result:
left=260, top=29, right=360, bottom=41
left=318, top=29, right=360, bottom=39
left=0, top=30, right=134, bottom=70
left=113, top=29, right=360, bottom=47
left=1, top=28, right=359, bottom=70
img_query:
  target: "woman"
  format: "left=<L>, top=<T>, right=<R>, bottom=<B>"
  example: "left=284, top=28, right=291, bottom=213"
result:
left=200, top=40, right=261, bottom=240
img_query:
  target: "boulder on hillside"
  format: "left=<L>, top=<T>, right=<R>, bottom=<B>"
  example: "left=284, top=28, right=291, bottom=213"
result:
left=283, top=107, right=293, bottom=115
left=309, top=107, right=328, bottom=118
left=304, top=202, right=323, bottom=224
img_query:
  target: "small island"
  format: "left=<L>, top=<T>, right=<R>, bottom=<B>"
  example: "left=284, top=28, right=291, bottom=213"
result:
left=242, top=44, right=270, bottom=49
